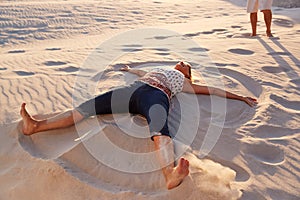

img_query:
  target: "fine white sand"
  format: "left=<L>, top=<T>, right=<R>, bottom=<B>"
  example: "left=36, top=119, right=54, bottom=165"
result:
left=0, top=0, right=299, bottom=199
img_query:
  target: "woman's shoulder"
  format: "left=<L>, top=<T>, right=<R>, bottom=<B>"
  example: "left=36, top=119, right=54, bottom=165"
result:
left=149, top=67, right=182, bottom=77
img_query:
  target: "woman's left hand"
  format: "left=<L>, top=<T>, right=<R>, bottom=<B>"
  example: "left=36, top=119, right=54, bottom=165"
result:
left=243, top=96, right=258, bottom=107
left=120, top=65, right=131, bottom=72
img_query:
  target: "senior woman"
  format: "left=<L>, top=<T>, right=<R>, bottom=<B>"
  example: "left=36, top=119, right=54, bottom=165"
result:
left=20, top=61, right=257, bottom=189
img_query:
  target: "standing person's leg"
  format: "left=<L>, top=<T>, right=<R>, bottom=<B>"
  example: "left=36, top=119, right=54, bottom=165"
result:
left=260, top=0, right=273, bottom=37
left=262, top=9, right=272, bottom=37
left=20, top=103, right=84, bottom=135
left=247, top=0, right=259, bottom=36
left=250, top=12, right=258, bottom=36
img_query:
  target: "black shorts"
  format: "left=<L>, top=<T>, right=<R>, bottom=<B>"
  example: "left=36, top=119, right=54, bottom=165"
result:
left=76, top=81, right=170, bottom=139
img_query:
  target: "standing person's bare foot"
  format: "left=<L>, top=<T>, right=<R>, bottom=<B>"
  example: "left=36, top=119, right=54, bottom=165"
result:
left=166, top=158, right=190, bottom=190
left=266, top=32, right=273, bottom=37
left=20, top=103, right=38, bottom=135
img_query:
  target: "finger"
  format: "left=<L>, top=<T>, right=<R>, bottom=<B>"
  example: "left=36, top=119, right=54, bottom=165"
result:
left=249, top=102, right=255, bottom=107
left=120, top=66, right=127, bottom=71
left=247, top=97, right=258, bottom=105
left=248, top=101, right=254, bottom=107
left=250, top=100, right=257, bottom=106
left=247, top=97, right=257, bottom=101
left=246, top=99, right=256, bottom=107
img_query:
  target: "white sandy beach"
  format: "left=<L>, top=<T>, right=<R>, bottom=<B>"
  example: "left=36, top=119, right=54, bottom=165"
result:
left=0, top=0, right=299, bottom=199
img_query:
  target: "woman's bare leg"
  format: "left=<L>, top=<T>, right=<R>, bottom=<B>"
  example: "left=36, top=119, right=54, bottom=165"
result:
left=250, top=12, right=257, bottom=36
left=262, top=9, right=272, bottom=37
left=153, top=135, right=189, bottom=190
left=20, top=103, right=84, bottom=135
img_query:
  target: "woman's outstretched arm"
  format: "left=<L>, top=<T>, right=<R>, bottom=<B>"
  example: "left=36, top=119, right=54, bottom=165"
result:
left=120, top=65, right=147, bottom=77
left=182, top=79, right=257, bottom=107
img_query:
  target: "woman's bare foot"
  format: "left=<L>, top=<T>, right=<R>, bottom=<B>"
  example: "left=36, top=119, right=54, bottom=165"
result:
left=20, top=103, right=38, bottom=135
left=166, top=158, right=190, bottom=190
left=266, top=31, right=273, bottom=37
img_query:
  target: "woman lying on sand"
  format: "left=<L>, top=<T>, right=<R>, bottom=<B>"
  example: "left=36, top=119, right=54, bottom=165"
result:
left=20, top=61, right=257, bottom=190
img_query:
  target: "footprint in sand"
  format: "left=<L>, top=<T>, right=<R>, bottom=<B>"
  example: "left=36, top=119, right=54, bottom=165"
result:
left=56, top=66, right=79, bottom=73
left=179, top=15, right=189, bottom=19
left=152, top=47, right=170, bottom=52
left=188, top=47, right=209, bottom=52
left=212, top=28, right=227, bottom=33
left=270, top=94, right=300, bottom=111
left=262, top=66, right=286, bottom=74
left=121, top=48, right=143, bottom=52
left=153, top=35, right=173, bottom=40
left=183, top=32, right=201, bottom=37
left=214, top=62, right=239, bottom=67
left=214, top=63, right=228, bottom=67
left=252, top=124, right=300, bottom=139
left=8, top=49, right=26, bottom=54
left=202, top=31, right=214, bottom=34
left=156, top=52, right=170, bottom=56
left=228, top=48, right=254, bottom=55
left=44, top=60, right=67, bottom=66
left=13, top=71, right=35, bottom=76
left=231, top=25, right=242, bottom=29
left=243, top=141, right=285, bottom=165
left=273, top=18, right=294, bottom=28
left=45, top=47, right=61, bottom=51
left=189, top=29, right=228, bottom=37
left=95, top=18, right=109, bottom=22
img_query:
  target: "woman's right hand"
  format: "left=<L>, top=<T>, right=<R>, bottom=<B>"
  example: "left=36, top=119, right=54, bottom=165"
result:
left=243, top=96, right=258, bottom=107
left=120, top=65, right=131, bottom=72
